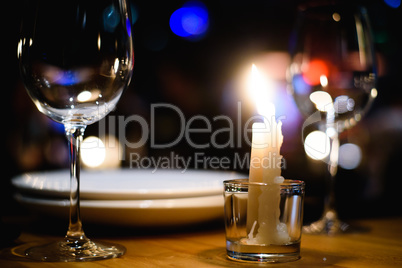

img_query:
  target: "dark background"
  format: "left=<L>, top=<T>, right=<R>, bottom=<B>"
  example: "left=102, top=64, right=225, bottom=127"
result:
left=2, top=0, right=402, bottom=227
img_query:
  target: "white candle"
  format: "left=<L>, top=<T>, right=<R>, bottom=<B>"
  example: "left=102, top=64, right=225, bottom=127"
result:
left=245, top=65, right=289, bottom=245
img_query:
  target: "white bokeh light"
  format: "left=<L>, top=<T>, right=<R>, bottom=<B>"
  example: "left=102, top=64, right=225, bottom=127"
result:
left=81, top=136, right=106, bottom=168
left=309, top=91, right=333, bottom=112
left=304, top=130, right=331, bottom=160
left=77, top=91, right=92, bottom=102
left=338, top=143, right=362, bottom=170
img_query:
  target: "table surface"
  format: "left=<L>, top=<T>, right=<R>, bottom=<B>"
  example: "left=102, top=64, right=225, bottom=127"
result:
left=0, top=217, right=401, bottom=267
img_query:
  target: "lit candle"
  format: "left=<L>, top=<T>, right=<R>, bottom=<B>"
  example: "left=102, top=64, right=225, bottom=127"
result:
left=245, top=64, right=290, bottom=245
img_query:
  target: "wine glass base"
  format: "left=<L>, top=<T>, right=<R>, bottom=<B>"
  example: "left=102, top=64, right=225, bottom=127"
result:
left=25, top=240, right=126, bottom=262
left=303, top=213, right=350, bottom=235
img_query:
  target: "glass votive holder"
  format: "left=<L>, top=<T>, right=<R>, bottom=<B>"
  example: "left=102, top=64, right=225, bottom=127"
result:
left=223, top=178, right=305, bottom=263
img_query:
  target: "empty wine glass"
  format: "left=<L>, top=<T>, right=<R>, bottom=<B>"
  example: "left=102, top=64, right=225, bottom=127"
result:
left=288, top=2, right=377, bottom=234
left=18, top=0, right=133, bottom=261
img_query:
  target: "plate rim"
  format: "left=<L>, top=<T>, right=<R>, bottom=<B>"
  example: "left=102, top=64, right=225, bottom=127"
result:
left=14, top=193, right=224, bottom=209
left=12, top=168, right=246, bottom=200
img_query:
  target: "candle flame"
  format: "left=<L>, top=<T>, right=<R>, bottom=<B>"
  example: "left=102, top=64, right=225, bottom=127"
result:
left=248, top=64, right=275, bottom=118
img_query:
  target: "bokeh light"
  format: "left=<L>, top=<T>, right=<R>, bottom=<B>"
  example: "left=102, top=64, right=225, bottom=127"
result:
left=81, top=136, right=106, bottom=168
left=77, top=91, right=92, bottom=102
left=384, top=0, right=401, bottom=8
left=292, top=74, right=312, bottom=95
left=304, top=130, right=331, bottom=160
left=338, top=143, right=362, bottom=170
left=56, top=71, right=81, bottom=86
left=170, top=1, right=209, bottom=40
left=102, top=5, right=120, bottom=33
left=81, top=135, right=122, bottom=169
left=302, top=59, right=329, bottom=85
left=309, top=91, right=333, bottom=112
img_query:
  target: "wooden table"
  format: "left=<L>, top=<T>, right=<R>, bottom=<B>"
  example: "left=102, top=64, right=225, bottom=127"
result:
left=0, top=217, right=401, bottom=267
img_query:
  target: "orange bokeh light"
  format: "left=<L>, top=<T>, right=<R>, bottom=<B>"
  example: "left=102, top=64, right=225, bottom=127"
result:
left=302, top=59, right=329, bottom=85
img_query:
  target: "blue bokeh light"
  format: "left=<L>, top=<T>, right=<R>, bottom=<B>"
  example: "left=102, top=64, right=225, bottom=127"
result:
left=102, top=5, right=120, bottom=32
left=292, top=74, right=312, bottom=95
left=56, top=71, right=81, bottom=86
left=169, top=1, right=209, bottom=40
left=384, top=0, right=401, bottom=8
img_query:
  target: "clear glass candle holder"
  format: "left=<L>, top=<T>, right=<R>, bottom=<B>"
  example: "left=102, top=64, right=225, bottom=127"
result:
left=223, top=178, right=305, bottom=263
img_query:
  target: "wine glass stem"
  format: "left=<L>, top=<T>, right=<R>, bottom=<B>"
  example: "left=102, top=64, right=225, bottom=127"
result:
left=65, top=124, right=87, bottom=243
left=324, top=128, right=339, bottom=218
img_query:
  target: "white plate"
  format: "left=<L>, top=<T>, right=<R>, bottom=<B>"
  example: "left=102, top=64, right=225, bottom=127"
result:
left=15, top=193, right=224, bottom=227
left=12, top=169, right=244, bottom=200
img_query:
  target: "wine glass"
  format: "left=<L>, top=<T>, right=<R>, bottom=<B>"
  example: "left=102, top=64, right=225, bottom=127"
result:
left=18, top=0, right=133, bottom=261
left=288, top=2, right=377, bottom=234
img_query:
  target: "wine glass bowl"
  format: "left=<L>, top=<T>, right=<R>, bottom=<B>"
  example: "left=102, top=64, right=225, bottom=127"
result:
left=19, top=0, right=133, bottom=125
left=289, top=3, right=377, bottom=132
left=18, top=0, right=133, bottom=261
left=288, top=3, right=377, bottom=234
